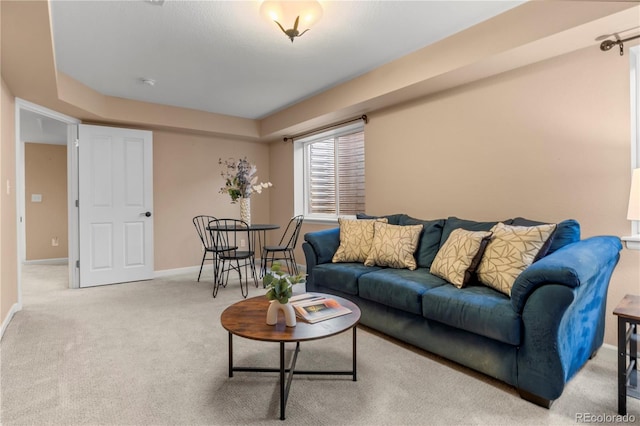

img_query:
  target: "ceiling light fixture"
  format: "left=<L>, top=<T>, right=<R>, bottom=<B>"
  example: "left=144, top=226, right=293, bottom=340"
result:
left=260, top=1, right=323, bottom=43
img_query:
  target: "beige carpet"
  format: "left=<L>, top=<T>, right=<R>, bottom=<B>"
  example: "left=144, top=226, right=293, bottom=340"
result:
left=1, top=263, right=638, bottom=425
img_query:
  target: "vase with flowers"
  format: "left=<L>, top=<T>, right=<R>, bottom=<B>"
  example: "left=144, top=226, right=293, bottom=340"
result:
left=219, top=157, right=272, bottom=226
left=264, top=262, right=305, bottom=327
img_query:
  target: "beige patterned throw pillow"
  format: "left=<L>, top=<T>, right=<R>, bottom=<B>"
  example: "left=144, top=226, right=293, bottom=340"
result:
left=332, top=218, right=388, bottom=263
left=477, top=222, right=557, bottom=296
left=364, top=222, right=423, bottom=270
left=430, top=229, right=493, bottom=288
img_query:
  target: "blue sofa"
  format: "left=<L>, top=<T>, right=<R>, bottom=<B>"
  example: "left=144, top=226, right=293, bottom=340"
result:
left=302, top=215, right=622, bottom=407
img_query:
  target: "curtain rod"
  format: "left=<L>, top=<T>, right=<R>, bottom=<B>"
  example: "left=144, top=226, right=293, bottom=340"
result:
left=283, top=114, right=368, bottom=143
left=600, top=33, right=640, bottom=56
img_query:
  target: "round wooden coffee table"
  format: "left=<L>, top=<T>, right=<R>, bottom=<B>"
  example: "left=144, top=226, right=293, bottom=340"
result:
left=221, top=292, right=361, bottom=420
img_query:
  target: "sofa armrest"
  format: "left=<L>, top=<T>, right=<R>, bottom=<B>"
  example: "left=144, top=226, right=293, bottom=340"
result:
left=511, top=236, right=622, bottom=313
left=514, top=236, right=622, bottom=401
left=303, top=228, right=340, bottom=265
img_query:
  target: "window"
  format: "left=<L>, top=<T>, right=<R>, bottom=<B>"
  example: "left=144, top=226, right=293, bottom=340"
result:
left=631, top=46, right=639, bottom=238
left=294, top=123, right=365, bottom=221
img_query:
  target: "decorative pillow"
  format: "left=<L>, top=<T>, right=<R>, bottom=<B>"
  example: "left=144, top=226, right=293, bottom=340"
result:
left=332, top=218, right=388, bottom=263
left=510, top=217, right=580, bottom=255
left=430, top=229, right=493, bottom=288
left=364, top=222, right=423, bottom=270
left=477, top=222, right=557, bottom=296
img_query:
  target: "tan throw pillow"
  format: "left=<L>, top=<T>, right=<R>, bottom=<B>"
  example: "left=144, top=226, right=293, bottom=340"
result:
left=332, top=218, right=388, bottom=263
left=477, top=222, right=557, bottom=296
left=364, top=222, right=423, bottom=270
left=430, top=229, right=493, bottom=288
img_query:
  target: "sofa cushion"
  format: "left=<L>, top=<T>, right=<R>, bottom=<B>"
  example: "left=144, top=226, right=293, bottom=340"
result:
left=364, top=222, right=423, bottom=270
left=477, top=222, right=557, bottom=296
left=356, top=212, right=407, bottom=225
left=332, top=218, right=387, bottom=263
left=359, top=269, right=448, bottom=315
left=440, top=216, right=513, bottom=248
left=430, top=229, right=493, bottom=288
left=399, top=216, right=446, bottom=268
left=422, top=284, right=521, bottom=346
left=510, top=217, right=580, bottom=255
left=312, top=263, right=382, bottom=296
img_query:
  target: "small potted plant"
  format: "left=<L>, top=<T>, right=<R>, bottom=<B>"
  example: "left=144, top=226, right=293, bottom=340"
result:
left=264, top=262, right=305, bottom=327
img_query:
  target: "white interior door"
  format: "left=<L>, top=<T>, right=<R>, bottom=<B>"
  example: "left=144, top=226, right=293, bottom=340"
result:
left=78, top=124, right=153, bottom=287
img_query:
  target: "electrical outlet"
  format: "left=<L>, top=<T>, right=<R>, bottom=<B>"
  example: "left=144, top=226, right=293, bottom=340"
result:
left=240, top=239, right=246, bottom=247
left=51, top=237, right=59, bottom=247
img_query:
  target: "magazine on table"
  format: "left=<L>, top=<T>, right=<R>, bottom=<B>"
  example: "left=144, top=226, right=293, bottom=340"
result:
left=289, top=293, right=352, bottom=323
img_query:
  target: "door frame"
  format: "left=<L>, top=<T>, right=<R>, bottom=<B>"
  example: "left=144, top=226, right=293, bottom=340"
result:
left=15, top=98, right=81, bottom=295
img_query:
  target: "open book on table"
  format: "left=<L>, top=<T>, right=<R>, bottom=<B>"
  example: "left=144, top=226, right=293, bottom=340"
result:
left=289, top=293, right=352, bottom=323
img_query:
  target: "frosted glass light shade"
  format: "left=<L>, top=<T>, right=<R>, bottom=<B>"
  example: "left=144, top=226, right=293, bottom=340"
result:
left=628, top=168, right=640, bottom=221
left=260, top=1, right=323, bottom=29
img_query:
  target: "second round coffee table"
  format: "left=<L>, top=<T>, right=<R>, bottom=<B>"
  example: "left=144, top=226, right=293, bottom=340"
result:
left=220, top=292, right=361, bottom=420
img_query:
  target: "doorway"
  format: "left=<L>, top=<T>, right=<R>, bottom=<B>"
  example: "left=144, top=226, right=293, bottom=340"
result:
left=22, top=118, right=68, bottom=264
left=15, top=99, right=80, bottom=304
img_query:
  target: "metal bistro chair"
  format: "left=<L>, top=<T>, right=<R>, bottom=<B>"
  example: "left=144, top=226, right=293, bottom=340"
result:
left=192, top=215, right=219, bottom=282
left=210, top=218, right=258, bottom=298
left=261, top=215, right=304, bottom=277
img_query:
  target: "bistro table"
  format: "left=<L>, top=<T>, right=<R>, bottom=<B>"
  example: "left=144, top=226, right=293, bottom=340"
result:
left=206, top=222, right=280, bottom=276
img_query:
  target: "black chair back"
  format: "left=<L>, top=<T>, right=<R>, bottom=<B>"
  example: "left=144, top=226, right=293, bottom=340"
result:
left=193, top=215, right=217, bottom=249
left=279, top=215, right=304, bottom=250
left=209, top=218, right=257, bottom=298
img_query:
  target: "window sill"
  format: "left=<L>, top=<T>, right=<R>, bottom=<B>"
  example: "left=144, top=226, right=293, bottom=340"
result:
left=301, top=215, right=357, bottom=226
left=622, top=235, right=640, bottom=250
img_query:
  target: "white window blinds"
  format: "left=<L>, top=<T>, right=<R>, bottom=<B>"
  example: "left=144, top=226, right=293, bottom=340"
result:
left=305, top=129, right=365, bottom=217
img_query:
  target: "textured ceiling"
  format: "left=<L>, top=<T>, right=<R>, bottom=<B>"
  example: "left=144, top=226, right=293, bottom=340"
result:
left=49, top=0, right=523, bottom=120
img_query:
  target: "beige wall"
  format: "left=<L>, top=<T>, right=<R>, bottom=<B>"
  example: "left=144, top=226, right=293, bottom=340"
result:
left=153, top=130, right=270, bottom=271
left=270, top=46, right=640, bottom=346
left=24, top=143, right=67, bottom=260
left=1, top=76, right=19, bottom=327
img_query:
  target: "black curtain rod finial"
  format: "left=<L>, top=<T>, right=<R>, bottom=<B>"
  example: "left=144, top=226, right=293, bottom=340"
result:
left=600, top=33, right=640, bottom=56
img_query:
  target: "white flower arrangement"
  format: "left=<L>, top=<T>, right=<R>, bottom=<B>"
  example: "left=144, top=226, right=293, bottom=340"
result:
left=219, top=157, right=272, bottom=203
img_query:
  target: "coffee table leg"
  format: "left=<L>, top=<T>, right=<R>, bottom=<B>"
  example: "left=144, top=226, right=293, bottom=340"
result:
left=280, top=341, right=285, bottom=420
left=353, top=327, right=357, bottom=381
left=229, top=332, right=234, bottom=378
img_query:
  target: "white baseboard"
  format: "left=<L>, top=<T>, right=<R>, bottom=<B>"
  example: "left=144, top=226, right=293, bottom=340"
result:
left=1, top=302, right=22, bottom=341
left=154, top=263, right=306, bottom=279
left=23, top=258, right=68, bottom=265
left=154, top=265, right=201, bottom=278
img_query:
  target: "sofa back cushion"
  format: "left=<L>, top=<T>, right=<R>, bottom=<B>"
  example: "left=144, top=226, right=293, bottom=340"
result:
left=439, top=217, right=513, bottom=248
left=399, top=216, right=446, bottom=268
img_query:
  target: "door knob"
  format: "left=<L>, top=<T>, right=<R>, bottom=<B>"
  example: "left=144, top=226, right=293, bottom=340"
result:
left=145, top=211, right=152, bottom=217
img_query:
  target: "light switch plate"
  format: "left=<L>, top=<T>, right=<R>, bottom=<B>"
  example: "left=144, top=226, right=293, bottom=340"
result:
left=31, top=194, right=42, bottom=202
